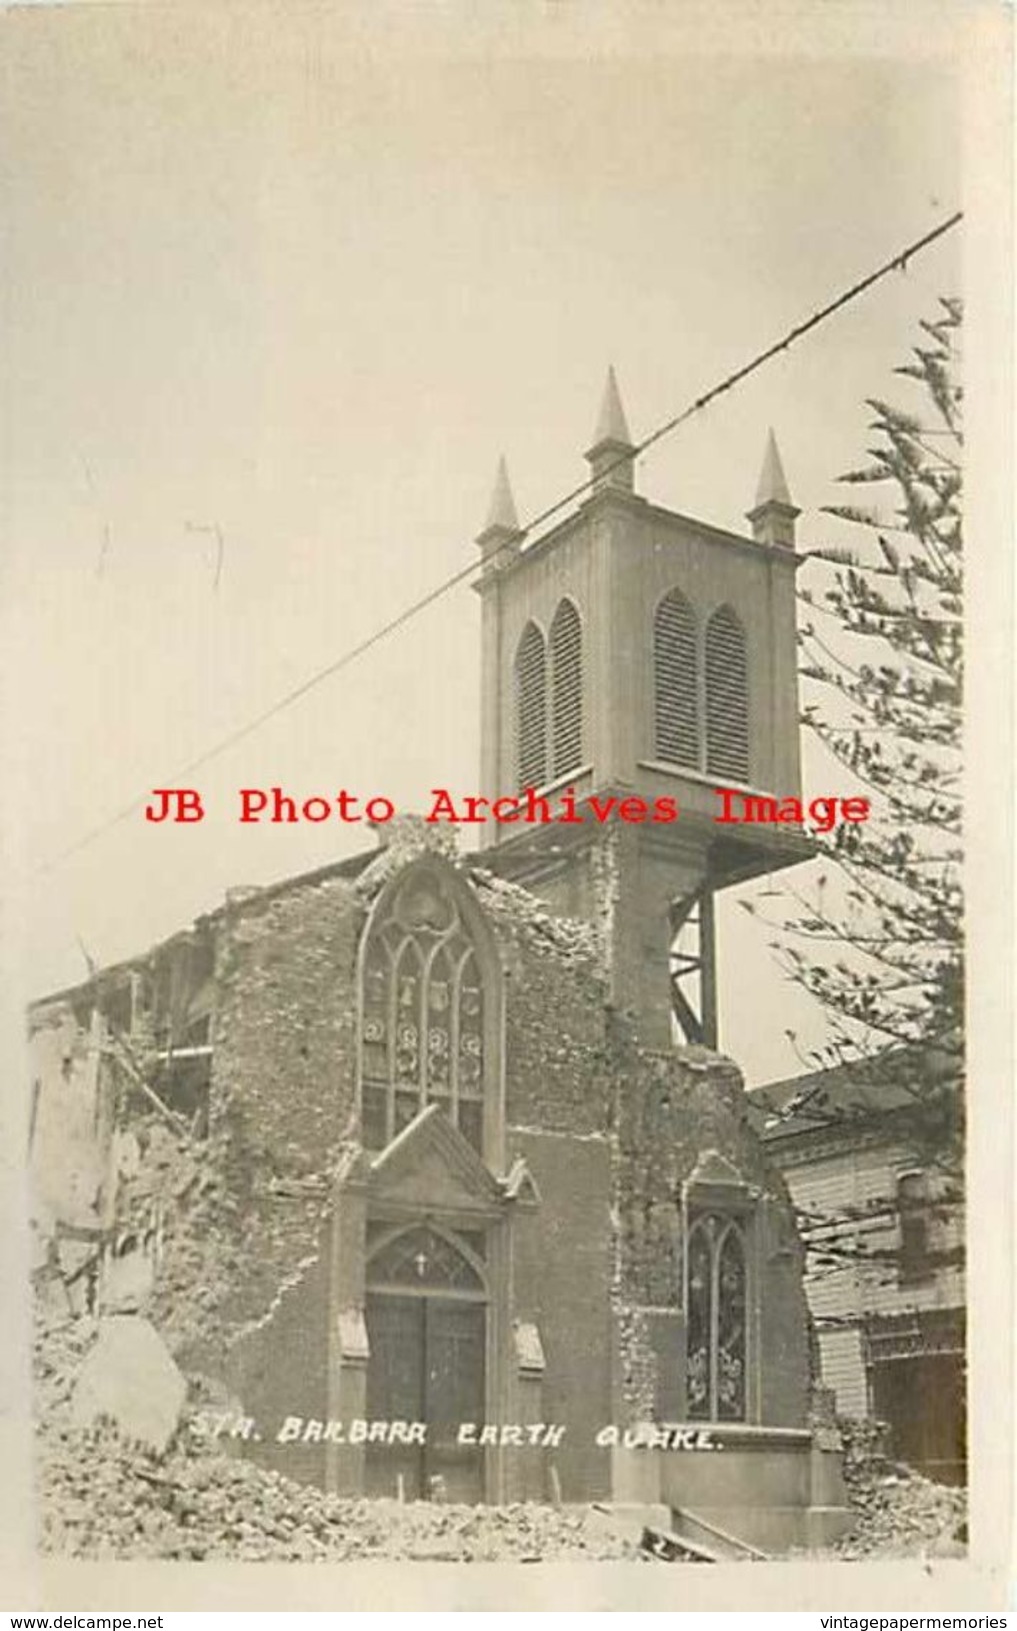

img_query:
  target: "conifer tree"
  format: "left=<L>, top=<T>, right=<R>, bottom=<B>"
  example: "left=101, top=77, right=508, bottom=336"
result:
left=757, top=299, right=964, bottom=1190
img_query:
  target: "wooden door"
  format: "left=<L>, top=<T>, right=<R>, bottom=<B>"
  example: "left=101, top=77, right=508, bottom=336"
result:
left=365, top=1292, right=486, bottom=1502
left=870, top=1352, right=966, bottom=1485
left=364, top=1294, right=427, bottom=1499
left=425, top=1299, right=485, bottom=1502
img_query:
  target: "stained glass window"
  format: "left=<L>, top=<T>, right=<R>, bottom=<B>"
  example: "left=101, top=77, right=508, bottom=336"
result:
left=360, top=867, right=488, bottom=1155
left=686, top=1213, right=748, bottom=1421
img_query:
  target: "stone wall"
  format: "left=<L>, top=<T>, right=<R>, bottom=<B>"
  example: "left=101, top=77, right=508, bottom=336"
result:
left=225, top=1233, right=334, bottom=1488
left=611, top=1042, right=812, bottom=1427
left=471, top=866, right=611, bottom=1137
left=211, top=873, right=363, bottom=1171
left=200, top=867, right=367, bottom=1354
left=511, top=1129, right=614, bottom=1501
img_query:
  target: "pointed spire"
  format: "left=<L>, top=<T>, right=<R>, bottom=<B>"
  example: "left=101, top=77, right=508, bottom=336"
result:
left=485, top=454, right=519, bottom=534
left=585, top=366, right=637, bottom=496
left=747, top=428, right=800, bottom=549
left=475, top=455, right=523, bottom=576
left=593, top=364, right=632, bottom=448
left=754, top=428, right=793, bottom=509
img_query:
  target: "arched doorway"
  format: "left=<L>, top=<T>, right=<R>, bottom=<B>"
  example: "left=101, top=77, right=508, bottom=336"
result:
left=365, top=1223, right=487, bottom=1502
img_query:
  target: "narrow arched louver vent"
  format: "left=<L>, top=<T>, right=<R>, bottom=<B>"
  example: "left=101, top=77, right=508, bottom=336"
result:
left=705, top=606, right=749, bottom=781
left=654, top=590, right=698, bottom=768
left=549, top=598, right=583, bottom=778
left=514, top=621, right=547, bottom=789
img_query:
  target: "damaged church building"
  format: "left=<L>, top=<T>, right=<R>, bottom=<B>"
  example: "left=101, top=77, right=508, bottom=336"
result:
left=29, top=376, right=851, bottom=1552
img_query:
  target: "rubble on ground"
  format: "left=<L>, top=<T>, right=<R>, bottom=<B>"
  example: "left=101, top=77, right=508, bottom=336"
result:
left=36, top=1311, right=966, bottom=1564
left=34, top=1311, right=99, bottom=1422
left=832, top=1464, right=966, bottom=1560
left=35, top=1308, right=645, bottom=1563
left=828, top=1416, right=966, bottom=1560
left=38, top=1418, right=646, bottom=1563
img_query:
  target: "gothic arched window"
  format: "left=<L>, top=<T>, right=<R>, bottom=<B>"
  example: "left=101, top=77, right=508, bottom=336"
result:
left=549, top=598, right=583, bottom=779
left=359, top=863, right=496, bottom=1158
left=654, top=590, right=699, bottom=769
left=686, top=1213, right=748, bottom=1421
left=514, top=621, right=548, bottom=790
left=705, top=605, right=749, bottom=782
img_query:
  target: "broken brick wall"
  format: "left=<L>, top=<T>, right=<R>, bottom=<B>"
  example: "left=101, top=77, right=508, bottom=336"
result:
left=29, top=1006, right=118, bottom=1323
left=204, top=872, right=364, bottom=1348
left=29, top=1007, right=116, bottom=1233
left=212, top=874, right=363, bottom=1169
left=475, top=869, right=617, bottom=1497
left=224, top=1227, right=334, bottom=1488
left=29, top=871, right=365, bottom=1371
left=611, top=1042, right=812, bottom=1427
left=472, top=867, right=612, bottom=1136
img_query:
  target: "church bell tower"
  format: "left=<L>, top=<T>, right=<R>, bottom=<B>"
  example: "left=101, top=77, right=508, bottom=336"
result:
left=473, top=371, right=812, bottom=1051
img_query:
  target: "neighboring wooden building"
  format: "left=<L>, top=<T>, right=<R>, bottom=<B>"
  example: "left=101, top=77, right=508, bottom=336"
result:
left=750, top=1064, right=965, bottom=1486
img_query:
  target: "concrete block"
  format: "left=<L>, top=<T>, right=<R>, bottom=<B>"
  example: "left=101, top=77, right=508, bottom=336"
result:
left=70, top=1315, right=186, bottom=1453
left=101, top=1245, right=155, bottom=1313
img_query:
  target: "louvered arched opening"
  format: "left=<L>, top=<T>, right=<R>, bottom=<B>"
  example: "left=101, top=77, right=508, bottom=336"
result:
left=549, top=598, right=583, bottom=779
left=705, top=606, right=749, bottom=781
left=514, top=621, right=548, bottom=790
left=654, top=589, right=699, bottom=768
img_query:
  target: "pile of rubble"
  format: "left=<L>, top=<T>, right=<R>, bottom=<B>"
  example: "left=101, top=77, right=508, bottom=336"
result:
left=34, top=1306, right=645, bottom=1564
left=38, top=1417, right=645, bottom=1563
left=108, top=1116, right=235, bottom=1354
left=834, top=1467, right=966, bottom=1560
left=33, top=1312, right=99, bottom=1423
left=830, top=1417, right=966, bottom=1560
left=32, top=1086, right=649, bottom=1569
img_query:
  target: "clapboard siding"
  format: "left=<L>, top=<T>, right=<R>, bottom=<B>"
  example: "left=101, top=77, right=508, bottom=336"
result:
left=818, top=1328, right=868, bottom=1417
left=771, top=1139, right=965, bottom=1408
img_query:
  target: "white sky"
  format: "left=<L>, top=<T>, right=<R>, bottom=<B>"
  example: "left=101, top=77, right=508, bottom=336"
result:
left=2, top=2, right=974, bottom=1084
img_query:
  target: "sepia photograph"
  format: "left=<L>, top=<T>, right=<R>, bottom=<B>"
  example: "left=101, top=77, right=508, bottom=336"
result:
left=2, top=0, right=1012, bottom=1612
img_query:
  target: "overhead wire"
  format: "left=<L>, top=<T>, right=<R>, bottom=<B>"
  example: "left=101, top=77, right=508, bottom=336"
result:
left=41, top=211, right=962, bottom=872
